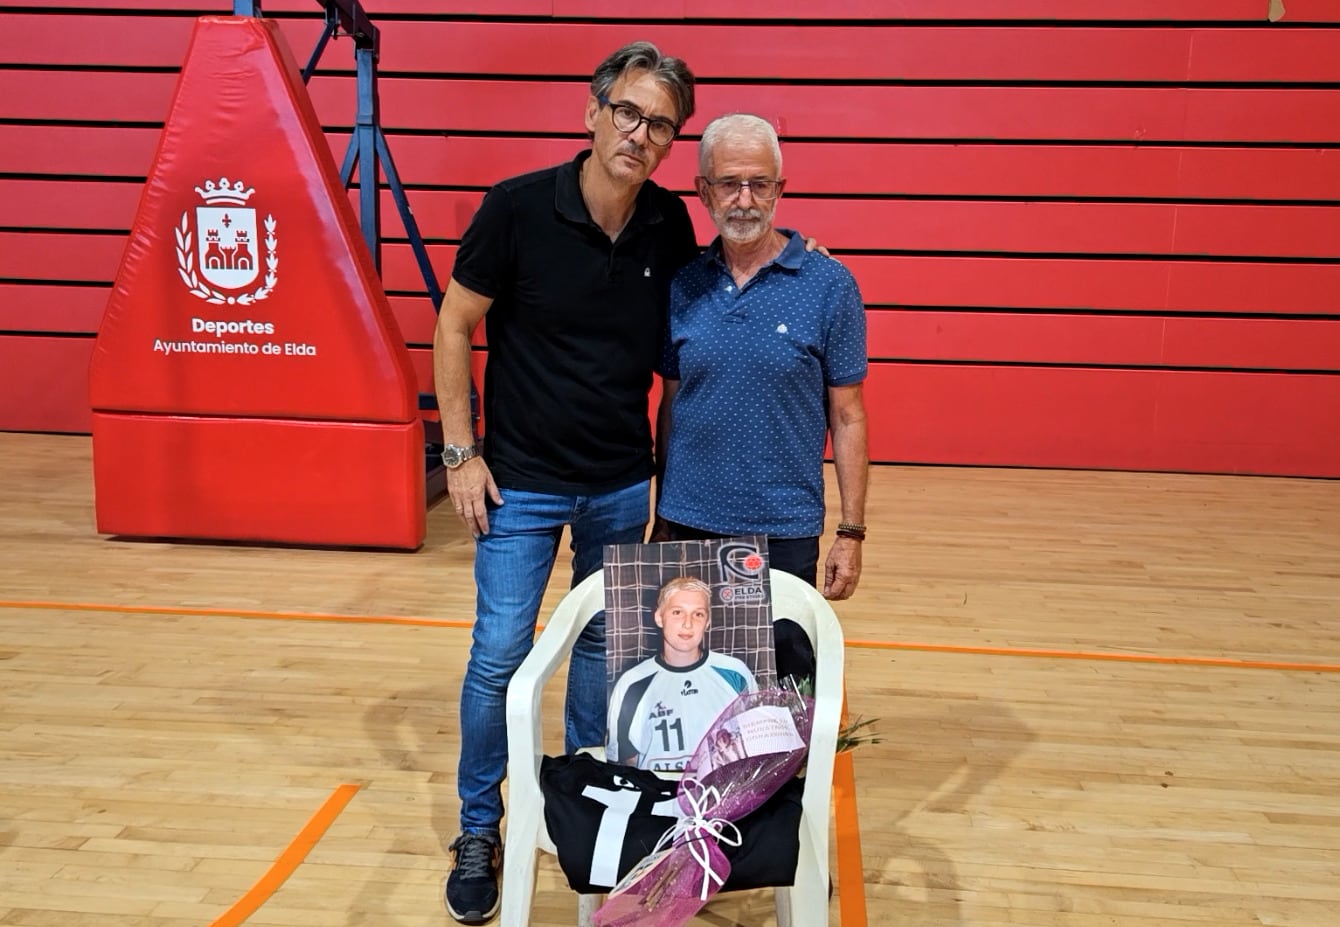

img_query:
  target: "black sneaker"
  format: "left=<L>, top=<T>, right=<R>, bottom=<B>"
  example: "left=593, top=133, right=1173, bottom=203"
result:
left=445, top=833, right=501, bottom=925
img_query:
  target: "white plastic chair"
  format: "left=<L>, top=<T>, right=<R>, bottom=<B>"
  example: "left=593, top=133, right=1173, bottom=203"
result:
left=501, top=568, right=845, bottom=927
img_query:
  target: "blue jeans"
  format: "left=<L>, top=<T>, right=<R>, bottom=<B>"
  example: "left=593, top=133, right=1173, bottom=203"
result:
left=457, top=480, right=650, bottom=834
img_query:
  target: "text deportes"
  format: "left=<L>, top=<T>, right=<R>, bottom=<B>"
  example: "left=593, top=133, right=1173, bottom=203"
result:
left=192, top=317, right=276, bottom=337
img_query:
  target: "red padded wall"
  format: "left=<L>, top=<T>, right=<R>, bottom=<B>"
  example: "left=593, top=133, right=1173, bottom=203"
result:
left=3, top=2, right=1339, bottom=477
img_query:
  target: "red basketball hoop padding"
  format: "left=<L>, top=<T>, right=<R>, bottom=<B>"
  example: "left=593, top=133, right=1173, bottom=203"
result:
left=89, top=17, right=425, bottom=548
left=92, top=412, right=426, bottom=550
left=90, top=16, right=415, bottom=421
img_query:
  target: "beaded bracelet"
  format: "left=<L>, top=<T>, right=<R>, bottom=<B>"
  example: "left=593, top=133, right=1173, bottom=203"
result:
left=835, top=521, right=867, bottom=541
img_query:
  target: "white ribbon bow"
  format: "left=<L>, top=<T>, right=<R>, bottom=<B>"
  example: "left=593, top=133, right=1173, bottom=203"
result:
left=649, top=776, right=743, bottom=901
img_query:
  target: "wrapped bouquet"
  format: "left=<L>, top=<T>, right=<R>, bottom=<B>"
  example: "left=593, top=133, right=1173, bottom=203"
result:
left=593, top=684, right=814, bottom=927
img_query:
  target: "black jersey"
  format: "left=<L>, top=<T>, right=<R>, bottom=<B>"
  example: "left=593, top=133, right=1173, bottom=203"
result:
left=539, top=752, right=803, bottom=894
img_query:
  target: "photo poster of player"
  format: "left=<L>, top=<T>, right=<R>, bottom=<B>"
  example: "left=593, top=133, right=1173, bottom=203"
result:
left=602, top=536, right=777, bottom=773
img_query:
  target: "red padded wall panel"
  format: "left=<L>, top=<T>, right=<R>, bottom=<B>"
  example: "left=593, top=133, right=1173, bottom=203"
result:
left=407, top=347, right=433, bottom=399
left=0, top=126, right=160, bottom=176
left=388, top=296, right=439, bottom=346
left=42, top=18, right=1340, bottom=82
left=381, top=244, right=458, bottom=298
left=15, top=231, right=1337, bottom=328
left=313, top=80, right=1340, bottom=143
left=9, top=68, right=1337, bottom=144
left=363, top=188, right=1340, bottom=259
left=865, top=363, right=1340, bottom=476
left=589, top=0, right=1340, bottom=20
left=190, top=0, right=1340, bottom=18
left=1159, top=318, right=1340, bottom=371
left=7, top=180, right=140, bottom=231
left=38, top=130, right=1334, bottom=203
left=0, top=233, right=125, bottom=284
left=839, top=255, right=1340, bottom=316
left=29, top=179, right=1340, bottom=269
left=0, top=337, right=94, bottom=433
left=355, top=138, right=1340, bottom=200
left=381, top=246, right=1340, bottom=321
left=0, top=71, right=174, bottom=122
left=38, top=0, right=1340, bottom=19
left=0, top=285, right=109, bottom=334
left=868, top=311, right=1340, bottom=372
left=8, top=14, right=197, bottom=67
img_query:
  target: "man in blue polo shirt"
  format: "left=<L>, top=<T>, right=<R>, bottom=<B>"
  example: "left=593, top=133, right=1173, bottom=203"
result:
left=654, top=113, right=870, bottom=604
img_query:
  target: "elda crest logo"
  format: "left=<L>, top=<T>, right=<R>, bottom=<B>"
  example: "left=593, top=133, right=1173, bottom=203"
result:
left=175, top=176, right=279, bottom=306
left=717, top=540, right=768, bottom=604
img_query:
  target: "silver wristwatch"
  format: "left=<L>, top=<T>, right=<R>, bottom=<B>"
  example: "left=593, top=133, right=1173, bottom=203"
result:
left=441, top=443, right=479, bottom=469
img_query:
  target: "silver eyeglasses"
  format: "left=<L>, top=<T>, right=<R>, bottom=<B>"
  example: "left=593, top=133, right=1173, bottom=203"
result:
left=699, top=178, right=784, bottom=201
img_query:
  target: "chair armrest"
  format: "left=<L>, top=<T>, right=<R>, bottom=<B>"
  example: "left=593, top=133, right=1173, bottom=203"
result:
left=802, top=619, right=845, bottom=819
left=769, top=570, right=846, bottom=874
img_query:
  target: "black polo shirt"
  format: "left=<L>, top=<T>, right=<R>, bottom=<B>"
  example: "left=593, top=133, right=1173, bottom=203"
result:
left=453, top=151, right=699, bottom=494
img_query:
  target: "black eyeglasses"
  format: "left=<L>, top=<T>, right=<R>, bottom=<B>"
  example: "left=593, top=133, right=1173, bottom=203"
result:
left=699, top=178, right=784, bottom=201
left=596, top=93, right=678, bottom=147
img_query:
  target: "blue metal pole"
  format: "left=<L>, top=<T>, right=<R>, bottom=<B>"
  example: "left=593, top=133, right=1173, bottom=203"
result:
left=376, top=129, right=443, bottom=308
left=301, top=17, right=337, bottom=83
left=353, top=44, right=381, bottom=271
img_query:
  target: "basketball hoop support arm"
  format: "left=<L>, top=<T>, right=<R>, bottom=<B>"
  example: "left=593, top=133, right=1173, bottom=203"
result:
left=234, top=0, right=467, bottom=454
left=233, top=0, right=443, bottom=309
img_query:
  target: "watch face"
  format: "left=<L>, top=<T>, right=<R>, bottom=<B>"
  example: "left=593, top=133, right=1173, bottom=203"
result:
left=443, top=445, right=474, bottom=468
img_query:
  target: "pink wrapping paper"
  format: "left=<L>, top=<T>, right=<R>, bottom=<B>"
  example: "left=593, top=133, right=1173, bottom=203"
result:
left=594, top=687, right=814, bottom=927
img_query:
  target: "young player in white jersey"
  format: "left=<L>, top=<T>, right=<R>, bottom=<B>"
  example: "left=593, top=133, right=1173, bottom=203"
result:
left=607, top=576, right=757, bottom=772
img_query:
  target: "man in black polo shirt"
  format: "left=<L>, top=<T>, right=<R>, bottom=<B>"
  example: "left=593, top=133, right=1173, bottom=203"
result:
left=430, top=42, right=698, bottom=925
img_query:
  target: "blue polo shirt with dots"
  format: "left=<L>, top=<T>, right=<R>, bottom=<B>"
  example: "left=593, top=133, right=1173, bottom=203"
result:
left=657, top=229, right=867, bottom=538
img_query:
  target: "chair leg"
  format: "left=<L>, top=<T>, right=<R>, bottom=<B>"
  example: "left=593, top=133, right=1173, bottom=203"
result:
left=774, top=885, right=794, bottom=927
left=499, top=843, right=538, bottom=927
left=577, top=892, right=603, bottom=927
left=784, top=811, right=831, bottom=927
left=788, top=864, right=830, bottom=926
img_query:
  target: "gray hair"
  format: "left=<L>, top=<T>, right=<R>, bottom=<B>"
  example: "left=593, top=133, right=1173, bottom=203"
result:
left=590, top=41, right=696, bottom=128
left=698, top=114, right=783, bottom=176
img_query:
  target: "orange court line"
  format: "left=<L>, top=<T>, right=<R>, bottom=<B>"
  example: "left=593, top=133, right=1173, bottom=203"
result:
left=208, top=783, right=361, bottom=927
left=832, top=749, right=867, bottom=927
left=0, top=598, right=474, bottom=629
left=834, top=690, right=867, bottom=926
left=4, top=599, right=1338, bottom=673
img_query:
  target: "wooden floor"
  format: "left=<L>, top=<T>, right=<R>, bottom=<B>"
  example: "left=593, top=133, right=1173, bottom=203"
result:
left=2, top=432, right=1338, bottom=927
